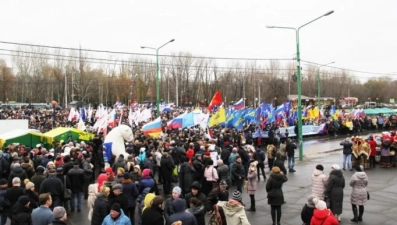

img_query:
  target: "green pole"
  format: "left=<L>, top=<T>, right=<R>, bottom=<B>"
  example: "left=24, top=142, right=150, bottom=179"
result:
left=267, top=10, right=334, bottom=161
left=156, top=49, right=160, bottom=117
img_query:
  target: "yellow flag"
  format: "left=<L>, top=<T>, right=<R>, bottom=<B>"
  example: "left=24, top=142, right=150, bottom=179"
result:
left=208, top=108, right=226, bottom=128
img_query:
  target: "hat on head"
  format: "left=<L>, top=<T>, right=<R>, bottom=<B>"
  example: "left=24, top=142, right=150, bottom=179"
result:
left=123, top=173, right=130, bottom=179
left=0, top=178, right=7, bottom=185
left=307, top=194, right=316, bottom=208
left=204, top=151, right=210, bottom=156
left=142, top=169, right=151, bottom=177
left=53, top=206, right=66, bottom=219
left=111, top=203, right=121, bottom=213
left=119, top=154, right=124, bottom=158
left=356, top=165, right=364, bottom=172
left=73, top=161, right=79, bottom=166
left=134, top=165, right=140, bottom=170
left=219, top=180, right=228, bottom=186
left=172, top=186, right=182, bottom=195
left=112, top=184, right=123, bottom=191
left=331, top=164, right=341, bottom=170
left=36, top=166, right=45, bottom=173
left=232, top=190, right=242, bottom=202
left=313, top=197, right=327, bottom=210
left=316, top=164, right=324, bottom=171
left=25, top=182, right=34, bottom=190
left=18, top=195, right=30, bottom=206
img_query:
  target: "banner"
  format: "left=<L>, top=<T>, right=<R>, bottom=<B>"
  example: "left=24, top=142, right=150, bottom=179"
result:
left=252, top=123, right=327, bottom=138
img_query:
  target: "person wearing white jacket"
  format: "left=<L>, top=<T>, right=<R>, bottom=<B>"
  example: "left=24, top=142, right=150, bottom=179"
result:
left=311, top=164, right=328, bottom=200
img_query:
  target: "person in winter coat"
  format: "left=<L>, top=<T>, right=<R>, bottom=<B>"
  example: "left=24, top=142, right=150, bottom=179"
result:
left=273, top=153, right=287, bottom=175
left=164, top=186, right=184, bottom=221
left=141, top=196, right=165, bottom=225
left=160, top=151, right=175, bottom=196
left=87, top=183, right=97, bottom=221
left=232, top=156, right=245, bottom=193
left=253, top=146, right=266, bottom=181
left=267, top=140, right=277, bottom=170
left=8, top=163, right=27, bottom=188
left=311, top=164, right=328, bottom=200
left=131, top=165, right=142, bottom=186
left=185, top=181, right=208, bottom=211
left=115, top=167, right=125, bottom=184
left=10, top=195, right=31, bottom=225
left=222, top=191, right=251, bottom=225
left=203, top=159, right=218, bottom=196
left=325, top=164, right=345, bottom=222
left=108, top=184, right=128, bottom=215
left=39, top=169, right=64, bottom=208
left=139, top=169, right=155, bottom=194
left=228, top=148, right=239, bottom=179
left=246, top=161, right=258, bottom=212
left=91, top=186, right=110, bottom=225
left=340, top=138, right=353, bottom=171
left=310, top=198, right=339, bottom=225
left=112, top=155, right=126, bottom=175
left=121, top=173, right=139, bottom=224
left=6, top=178, right=25, bottom=213
left=186, top=197, right=205, bottom=225
left=207, top=180, right=229, bottom=213
left=286, top=139, right=297, bottom=172
left=101, top=203, right=131, bottom=225
left=167, top=198, right=197, bottom=225
left=216, top=159, right=230, bottom=187
left=30, top=166, right=46, bottom=193
left=24, top=182, right=39, bottom=210
left=179, top=158, right=196, bottom=197
left=67, top=162, right=85, bottom=212
left=51, top=206, right=68, bottom=225
left=21, top=158, right=35, bottom=180
left=349, top=165, right=368, bottom=222
left=137, top=189, right=155, bottom=225
left=266, top=166, right=288, bottom=225
left=96, top=173, right=107, bottom=193
left=301, top=194, right=316, bottom=225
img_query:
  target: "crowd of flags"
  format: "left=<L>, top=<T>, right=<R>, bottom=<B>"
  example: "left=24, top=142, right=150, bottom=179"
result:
left=65, top=90, right=367, bottom=137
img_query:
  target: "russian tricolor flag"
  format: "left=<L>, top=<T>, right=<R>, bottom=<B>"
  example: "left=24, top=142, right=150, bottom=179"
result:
left=167, top=113, right=185, bottom=129
left=142, top=117, right=162, bottom=137
left=233, top=98, right=245, bottom=110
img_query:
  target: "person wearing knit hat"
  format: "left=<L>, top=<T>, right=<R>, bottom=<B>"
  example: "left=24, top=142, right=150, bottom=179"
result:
left=301, top=194, right=317, bottom=224
left=222, top=190, right=250, bottom=225
left=101, top=203, right=131, bottom=224
left=163, top=187, right=183, bottom=220
left=142, top=168, right=151, bottom=177
left=18, top=195, right=30, bottom=206
left=11, top=195, right=31, bottom=224
left=25, top=182, right=35, bottom=190
left=112, top=183, right=123, bottom=192
left=311, top=197, right=339, bottom=225
left=312, top=164, right=328, bottom=200
left=231, top=190, right=242, bottom=202
left=325, top=163, right=345, bottom=222
left=53, top=206, right=67, bottom=221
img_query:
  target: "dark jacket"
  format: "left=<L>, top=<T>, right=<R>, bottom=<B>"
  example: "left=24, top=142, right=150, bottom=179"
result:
left=108, top=192, right=128, bottom=215
left=39, top=175, right=64, bottom=199
left=67, top=166, right=85, bottom=193
left=266, top=172, right=288, bottom=205
left=5, top=186, right=25, bottom=210
left=31, top=173, right=46, bottom=191
left=112, top=157, right=125, bottom=173
left=286, top=141, right=297, bottom=157
left=185, top=181, right=208, bottom=211
left=141, top=205, right=164, bottom=225
left=273, top=158, right=287, bottom=175
left=51, top=220, right=67, bottom=225
left=164, top=197, right=184, bottom=221
left=301, top=203, right=315, bottom=224
left=231, top=162, right=245, bottom=180
left=11, top=202, right=31, bottom=225
left=62, top=161, right=74, bottom=175
left=21, top=163, right=35, bottom=179
left=143, top=158, right=155, bottom=172
left=138, top=176, right=155, bottom=194
left=168, top=199, right=197, bottom=225
left=325, top=169, right=345, bottom=215
left=8, top=165, right=27, bottom=187
left=82, top=159, right=93, bottom=180
left=24, top=189, right=39, bottom=210
left=340, top=140, right=353, bottom=155
left=160, top=155, right=175, bottom=181
left=253, top=149, right=265, bottom=163
left=207, top=187, right=229, bottom=211
left=121, top=179, right=139, bottom=207
left=186, top=204, right=205, bottom=225
left=91, top=193, right=109, bottom=225
left=237, top=148, right=250, bottom=166
left=179, top=162, right=196, bottom=193
left=220, top=148, right=231, bottom=166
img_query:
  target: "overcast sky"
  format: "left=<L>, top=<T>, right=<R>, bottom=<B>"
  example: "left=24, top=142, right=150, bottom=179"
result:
left=0, top=0, right=396, bottom=80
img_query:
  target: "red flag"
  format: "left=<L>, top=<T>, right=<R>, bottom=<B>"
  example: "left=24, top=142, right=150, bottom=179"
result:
left=208, top=90, right=223, bottom=111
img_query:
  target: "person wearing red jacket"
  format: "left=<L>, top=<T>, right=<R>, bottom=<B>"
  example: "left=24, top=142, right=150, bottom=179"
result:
left=186, top=144, right=195, bottom=165
left=367, top=136, right=377, bottom=168
left=310, top=198, right=339, bottom=225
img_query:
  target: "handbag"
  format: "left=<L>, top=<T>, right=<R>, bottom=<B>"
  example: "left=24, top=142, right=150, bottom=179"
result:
left=63, top=176, right=72, bottom=199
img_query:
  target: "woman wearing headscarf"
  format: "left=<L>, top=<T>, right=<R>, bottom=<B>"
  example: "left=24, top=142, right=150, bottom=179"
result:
left=349, top=165, right=368, bottom=222
left=301, top=195, right=316, bottom=225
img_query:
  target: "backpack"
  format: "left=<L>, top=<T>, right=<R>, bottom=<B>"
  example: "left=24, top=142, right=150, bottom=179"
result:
left=208, top=205, right=223, bottom=225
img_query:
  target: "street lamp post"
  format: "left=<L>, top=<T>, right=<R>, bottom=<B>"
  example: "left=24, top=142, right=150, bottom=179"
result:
left=317, top=61, right=335, bottom=109
left=141, top=39, right=175, bottom=116
left=267, top=10, right=334, bottom=161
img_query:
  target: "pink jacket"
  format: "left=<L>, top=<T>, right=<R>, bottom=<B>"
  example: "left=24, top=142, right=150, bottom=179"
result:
left=204, top=165, right=219, bottom=182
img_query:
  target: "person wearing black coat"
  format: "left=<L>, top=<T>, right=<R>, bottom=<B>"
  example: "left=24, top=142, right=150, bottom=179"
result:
left=39, top=169, right=64, bottom=208
left=286, top=139, right=297, bottom=172
left=141, top=196, right=165, bottom=225
left=91, top=192, right=110, bottom=225
left=31, top=167, right=46, bottom=190
left=11, top=196, right=31, bottom=225
left=67, top=162, right=85, bottom=212
left=300, top=195, right=316, bottom=225
left=325, top=165, right=345, bottom=221
left=186, top=197, right=205, bottom=225
left=121, top=174, right=139, bottom=224
left=108, top=184, right=128, bottom=216
left=185, top=181, right=208, bottom=211
left=160, top=152, right=175, bottom=196
left=231, top=156, right=245, bottom=193
left=179, top=159, right=196, bottom=197
left=266, top=166, right=288, bottom=225
left=273, top=153, right=288, bottom=176
left=62, top=156, right=74, bottom=176
left=220, top=146, right=231, bottom=167
left=8, top=163, right=27, bottom=188
left=5, top=178, right=25, bottom=212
